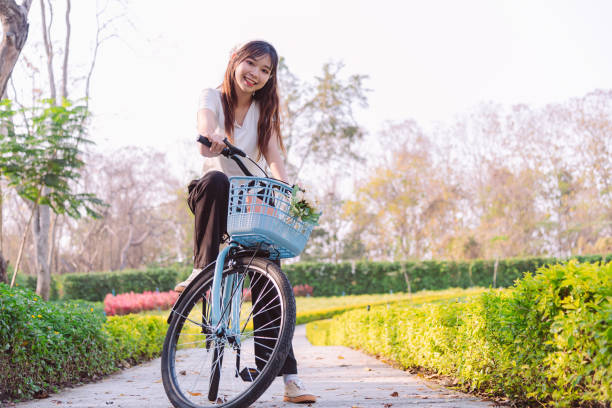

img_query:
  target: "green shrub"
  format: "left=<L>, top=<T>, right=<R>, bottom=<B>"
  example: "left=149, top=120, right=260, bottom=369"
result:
left=0, top=283, right=117, bottom=400
left=104, top=315, right=167, bottom=363
left=285, top=254, right=611, bottom=296
left=307, top=260, right=612, bottom=406
left=296, top=287, right=485, bottom=325
left=63, top=266, right=190, bottom=301
left=0, top=283, right=175, bottom=401
left=12, top=273, right=60, bottom=300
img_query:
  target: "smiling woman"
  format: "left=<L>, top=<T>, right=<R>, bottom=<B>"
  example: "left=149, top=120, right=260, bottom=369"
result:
left=167, top=40, right=316, bottom=406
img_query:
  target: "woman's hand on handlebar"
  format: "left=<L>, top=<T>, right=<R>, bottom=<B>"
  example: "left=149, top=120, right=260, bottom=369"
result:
left=200, top=132, right=226, bottom=157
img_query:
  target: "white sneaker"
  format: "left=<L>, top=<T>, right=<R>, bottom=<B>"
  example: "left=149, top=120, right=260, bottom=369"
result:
left=283, top=378, right=317, bottom=403
left=174, top=268, right=202, bottom=293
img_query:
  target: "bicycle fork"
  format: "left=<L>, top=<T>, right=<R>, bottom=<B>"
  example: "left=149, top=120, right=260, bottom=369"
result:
left=210, top=242, right=242, bottom=344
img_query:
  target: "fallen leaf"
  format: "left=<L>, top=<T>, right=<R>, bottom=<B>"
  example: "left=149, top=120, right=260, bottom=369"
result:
left=338, top=356, right=345, bottom=359
left=384, top=404, right=393, bottom=408
left=179, top=370, right=187, bottom=376
left=390, top=391, right=399, bottom=397
left=188, top=391, right=202, bottom=396
left=364, top=367, right=372, bottom=371
left=154, top=379, right=162, bottom=383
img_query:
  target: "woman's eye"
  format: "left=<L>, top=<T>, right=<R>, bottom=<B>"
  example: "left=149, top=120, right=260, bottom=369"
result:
left=247, top=60, right=254, bottom=65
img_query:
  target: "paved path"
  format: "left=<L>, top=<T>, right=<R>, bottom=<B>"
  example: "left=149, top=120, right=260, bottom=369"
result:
left=13, top=325, right=496, bottom=408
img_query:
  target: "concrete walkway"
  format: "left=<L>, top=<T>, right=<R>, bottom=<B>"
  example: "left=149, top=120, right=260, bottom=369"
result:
left=13, top=325, right=496, bottom=408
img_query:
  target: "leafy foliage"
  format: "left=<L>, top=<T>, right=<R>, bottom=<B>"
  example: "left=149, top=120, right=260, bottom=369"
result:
left=307, top=260, right=612, bottom=406
left=103, top=315, right=167, bottom=363
left=278, top=60, right=368, bottom=179
left=0, top=99, right=103, bottom=218
left=0, top=283, right=175, bottom=401
left=0, top=283, right=116, bottom=400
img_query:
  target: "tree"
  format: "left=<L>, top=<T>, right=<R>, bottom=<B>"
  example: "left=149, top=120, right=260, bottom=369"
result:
left=0, top=98, right=102, bottom=298
left=343, top=121, right=462, bottom=261
left=57, top=147, right=184, bottom=272
left=278, top=60, right=369, bottom=180
left=2, top=0, right=124, bottom=293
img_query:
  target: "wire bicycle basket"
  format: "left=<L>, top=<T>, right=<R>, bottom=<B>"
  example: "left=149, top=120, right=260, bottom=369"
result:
left=227, top=176, right=316, bottom=259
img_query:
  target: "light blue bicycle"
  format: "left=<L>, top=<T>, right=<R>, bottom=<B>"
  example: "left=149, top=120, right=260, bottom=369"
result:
left=161, top=136, right=316, bottom=408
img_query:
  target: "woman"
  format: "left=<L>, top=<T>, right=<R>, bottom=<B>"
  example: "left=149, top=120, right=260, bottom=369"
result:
left=175, top=40, right=316, bottom=404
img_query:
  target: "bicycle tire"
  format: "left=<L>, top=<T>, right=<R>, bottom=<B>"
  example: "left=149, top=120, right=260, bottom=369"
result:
left=161, top=256, right=296, bottom=408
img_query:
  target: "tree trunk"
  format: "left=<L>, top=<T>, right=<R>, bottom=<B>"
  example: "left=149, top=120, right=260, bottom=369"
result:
left=0, top=175, right=6, bottom=284
left=493, top=257, right=499, bottom=288
left=0, top=0, right=33, bottom=97
left=33, top=0, right=61, bottom=299
left=32, top=200, right=50, bottom=299
left=402, top=261, right=411, bottom=294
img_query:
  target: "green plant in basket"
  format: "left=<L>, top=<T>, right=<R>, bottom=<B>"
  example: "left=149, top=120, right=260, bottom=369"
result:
left=290, top=185, right=321, bottom=224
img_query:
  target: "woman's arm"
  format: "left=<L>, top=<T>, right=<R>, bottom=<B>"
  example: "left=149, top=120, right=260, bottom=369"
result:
left=263, top=134, right=289, bottom=183
left=197, top=108, right=226, bottom=157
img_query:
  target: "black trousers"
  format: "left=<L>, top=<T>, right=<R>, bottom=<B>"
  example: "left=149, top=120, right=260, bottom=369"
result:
left=188, top=171, right=297, bottom=375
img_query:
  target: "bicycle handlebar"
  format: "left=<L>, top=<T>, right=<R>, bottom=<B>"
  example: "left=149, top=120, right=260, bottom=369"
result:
left=197, top=134, right=254, bottom=177
left=197, top=135, right=246, bottom=158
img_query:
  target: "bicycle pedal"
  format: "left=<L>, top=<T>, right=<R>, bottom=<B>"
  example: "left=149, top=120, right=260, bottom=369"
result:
left=238, top=367, right=259, bottom=382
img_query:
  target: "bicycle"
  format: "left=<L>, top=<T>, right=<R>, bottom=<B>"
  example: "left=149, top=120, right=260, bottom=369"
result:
left=161, top=135, right=317, bottom=408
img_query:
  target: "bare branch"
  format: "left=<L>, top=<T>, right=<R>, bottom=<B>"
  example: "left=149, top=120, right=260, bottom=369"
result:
left=39, top=0, right=56, bottom=100
left=60, top=0, right=70, bottom=99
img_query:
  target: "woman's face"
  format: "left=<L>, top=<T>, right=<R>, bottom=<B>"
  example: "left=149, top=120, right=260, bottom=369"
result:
left=233, top=54, right=273, bottom=95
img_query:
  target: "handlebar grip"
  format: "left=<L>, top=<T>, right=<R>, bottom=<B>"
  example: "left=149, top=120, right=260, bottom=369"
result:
left=197, top=135, right=246, bottom=158
left=197, top=135, right=229, bottom=157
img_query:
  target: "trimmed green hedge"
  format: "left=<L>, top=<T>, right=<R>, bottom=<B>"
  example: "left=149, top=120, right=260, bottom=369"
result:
left=0, top=283, right=172, bottom=401
left=306, top=260, right=612, bottom=406
left=33, top=253, right=611, bottom=301
left=62, top=266, right=191, bottom=301
left=284, top=254, right=611, bottom=296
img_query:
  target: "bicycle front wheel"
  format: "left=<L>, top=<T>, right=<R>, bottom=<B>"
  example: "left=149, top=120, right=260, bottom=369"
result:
left=161, top=257, right=296, bottom=408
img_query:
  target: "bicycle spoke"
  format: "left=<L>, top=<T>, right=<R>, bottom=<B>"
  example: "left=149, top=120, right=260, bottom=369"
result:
left=240, top=318, right=282, bottom=337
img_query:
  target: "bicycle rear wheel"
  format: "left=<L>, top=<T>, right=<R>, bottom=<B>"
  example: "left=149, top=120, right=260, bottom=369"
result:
left=161, top=256, right=296, bottom=408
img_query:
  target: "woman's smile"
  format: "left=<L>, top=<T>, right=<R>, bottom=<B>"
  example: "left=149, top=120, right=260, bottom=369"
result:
left=244, top=76, right=257, bottom=87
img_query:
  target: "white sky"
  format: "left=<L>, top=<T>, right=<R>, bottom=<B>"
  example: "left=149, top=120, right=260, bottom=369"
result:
left=8, top=0, right=612, bottom=181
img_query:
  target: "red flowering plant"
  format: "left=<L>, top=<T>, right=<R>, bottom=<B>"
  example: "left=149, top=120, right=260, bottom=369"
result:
left=104, top=290, right=179, bottom=316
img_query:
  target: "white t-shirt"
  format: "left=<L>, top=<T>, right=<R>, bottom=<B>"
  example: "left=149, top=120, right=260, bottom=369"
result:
left=198, top=88, right=266, bottom=178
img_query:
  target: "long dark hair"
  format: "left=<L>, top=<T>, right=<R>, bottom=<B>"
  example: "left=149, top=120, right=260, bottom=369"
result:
left=221, top=40, right=284, bottom=160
